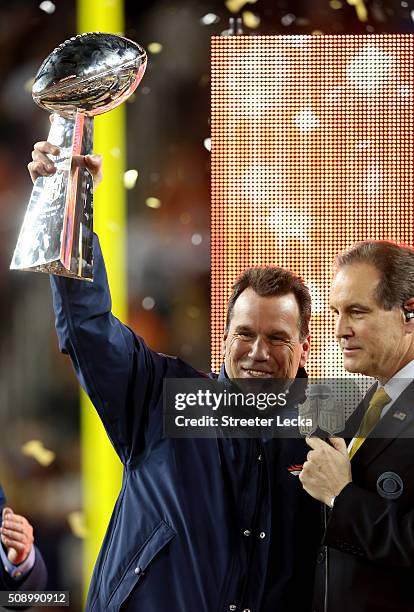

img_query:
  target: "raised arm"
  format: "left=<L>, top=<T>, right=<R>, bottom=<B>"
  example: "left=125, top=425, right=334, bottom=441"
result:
left=29, top=139, right=172, bottom=464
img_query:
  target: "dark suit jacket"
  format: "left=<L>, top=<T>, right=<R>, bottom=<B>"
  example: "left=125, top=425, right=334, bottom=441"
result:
left=51, top=234, right=322, bottom=612
left=313, top=380, right=414, bottom=612
left=0, top=486, right=48, bottom=595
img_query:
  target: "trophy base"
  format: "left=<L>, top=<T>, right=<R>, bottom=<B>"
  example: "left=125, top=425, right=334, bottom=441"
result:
left=14, top=260, right=93, bottom=281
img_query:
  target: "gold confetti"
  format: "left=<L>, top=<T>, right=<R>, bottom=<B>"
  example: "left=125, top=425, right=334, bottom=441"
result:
left=21, top=440, right=55, bottom=467
left=346, top=0, right=368, bottom=21
left=311, top=30, right=324, bottom=35
left=225, top=0, right=258, bottom=15
left=242, top=11, right=260, bottom=28
left=146, top=197, right=161, bottom=209
left=329, top=0, right=343, bottom=9
left=67, top=511, right=89, bottom=539
left=147, top=42, right=163, bottom=54
left=123, top=169, right=138, bottom=190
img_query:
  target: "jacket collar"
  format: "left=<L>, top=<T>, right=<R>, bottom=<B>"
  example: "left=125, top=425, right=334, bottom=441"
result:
left=350, top=379, right=414, bottom=468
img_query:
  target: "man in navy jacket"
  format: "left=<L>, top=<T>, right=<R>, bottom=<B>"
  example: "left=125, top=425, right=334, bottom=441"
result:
left=0, top=486, right=47, bottom=595
left=29, top=143, right=321, bottom=612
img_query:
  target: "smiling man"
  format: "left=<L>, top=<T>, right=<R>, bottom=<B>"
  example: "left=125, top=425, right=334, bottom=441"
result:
left=28, top=142, right=321, bottom=612
left=300, top=240, right=414, bottom=612
left=223, top=267, right=310, bottom=380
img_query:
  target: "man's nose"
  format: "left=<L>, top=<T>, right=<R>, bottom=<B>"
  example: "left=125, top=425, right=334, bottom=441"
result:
left=335, top=314, right=353, bottom=339
left=248, top=337, right=270, bottom=360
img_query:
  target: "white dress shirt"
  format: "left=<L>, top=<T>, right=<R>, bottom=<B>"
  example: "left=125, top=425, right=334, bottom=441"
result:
left=0, top=543, right=35, bottom=579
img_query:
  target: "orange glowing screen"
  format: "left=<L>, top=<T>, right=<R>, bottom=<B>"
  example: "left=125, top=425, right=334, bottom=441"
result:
left=211, top=34, right=413, bottom=376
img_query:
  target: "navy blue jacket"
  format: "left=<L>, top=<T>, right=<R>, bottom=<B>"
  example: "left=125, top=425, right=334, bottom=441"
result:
left=0, top=487, right=48, bottom=597
left=51, top=235, right=322, bottom=612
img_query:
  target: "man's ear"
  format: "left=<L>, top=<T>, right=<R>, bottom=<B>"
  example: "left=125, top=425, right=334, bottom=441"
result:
left=403, top=298, right=414, bottom=327
left=299, top=335, right=311, bottom=367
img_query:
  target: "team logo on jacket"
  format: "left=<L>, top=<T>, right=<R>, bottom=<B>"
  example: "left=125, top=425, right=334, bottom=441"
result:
left=287, top=464, right=303, bottom=476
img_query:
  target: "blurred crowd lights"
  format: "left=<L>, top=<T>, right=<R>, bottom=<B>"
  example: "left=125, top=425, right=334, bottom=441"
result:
left=211, top=34, right=413, bottom=377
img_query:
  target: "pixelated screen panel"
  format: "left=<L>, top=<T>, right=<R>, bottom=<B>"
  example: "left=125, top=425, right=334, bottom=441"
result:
left=211, top=34, right=413, bottom=378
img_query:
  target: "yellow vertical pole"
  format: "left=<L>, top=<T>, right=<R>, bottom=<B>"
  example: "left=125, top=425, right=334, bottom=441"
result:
left=76, top=0, right=126, bottom=601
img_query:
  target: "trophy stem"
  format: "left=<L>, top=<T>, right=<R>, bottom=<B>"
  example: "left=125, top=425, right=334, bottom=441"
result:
left=10, top=113, right=94, bottom=280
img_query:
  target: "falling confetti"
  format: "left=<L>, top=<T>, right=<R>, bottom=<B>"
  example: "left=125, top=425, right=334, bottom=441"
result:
left=147, top=42, right=163, bottom=54
left=225, top=0, right=258, bottom=15
left=39, top=1, right=56, bottom=14
left=281, top=13, right=296, bottom=26
left=146, top=197, right=161, bottom=209
left=142, top=297, right=155, bottom=310
left=21, top=440, right=55, bottom=467
left=346, top=0, right=368, bottom=22
left=67, top=511, right=89, bottom=539
left=242, top=11, right=260, bottom=28
left=123, top=169, right=138, bottom=190
left=203, top=137, right=212, bottom=151
left=191, top=233, right=203, bottom=245
left=200, top=13, right=220, bottom=25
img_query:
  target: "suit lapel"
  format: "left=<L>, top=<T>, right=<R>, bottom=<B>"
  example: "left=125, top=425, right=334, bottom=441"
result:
left=344, top=383, right=376, bottom=442
left=351, top=380, right=414, bottom=469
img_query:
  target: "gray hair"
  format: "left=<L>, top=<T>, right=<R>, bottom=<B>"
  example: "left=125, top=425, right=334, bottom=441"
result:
left=335, top=240, right=414, bottom=309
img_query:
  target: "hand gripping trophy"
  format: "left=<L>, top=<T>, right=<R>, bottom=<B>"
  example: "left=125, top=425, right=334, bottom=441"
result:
left=10, top=33, right=146, bottom=280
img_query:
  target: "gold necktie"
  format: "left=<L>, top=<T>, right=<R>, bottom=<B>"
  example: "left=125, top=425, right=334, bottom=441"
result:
left=349, top=387, right=391, bottom=460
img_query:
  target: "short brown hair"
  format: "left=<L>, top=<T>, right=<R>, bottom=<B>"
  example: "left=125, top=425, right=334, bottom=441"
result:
left=335, top=240, right=414, bottom=310
left=226, top=267, right=311, bottom=340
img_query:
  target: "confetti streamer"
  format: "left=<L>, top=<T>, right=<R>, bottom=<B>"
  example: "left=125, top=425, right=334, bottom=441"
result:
left=68, top=511, right=89, bottom=539
left=347, top=0, right=368, bottom=22
left=21, top=440, right=55, bottom=467
left=225, top=0, right=258, bottom=15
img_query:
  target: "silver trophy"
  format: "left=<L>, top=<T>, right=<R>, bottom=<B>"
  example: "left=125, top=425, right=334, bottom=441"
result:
left=10, top=32, right=147, bottom=280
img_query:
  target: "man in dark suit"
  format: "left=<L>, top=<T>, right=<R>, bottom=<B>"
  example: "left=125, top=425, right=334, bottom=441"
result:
left=0, top=486, right=47, bottom=592
left=299, top=240, right=414, bottom=612
left=27, top=140, right=322, bottom=611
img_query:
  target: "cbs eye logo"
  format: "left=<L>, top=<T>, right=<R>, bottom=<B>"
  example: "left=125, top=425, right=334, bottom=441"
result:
left=376, top=472, right=403, bottom=500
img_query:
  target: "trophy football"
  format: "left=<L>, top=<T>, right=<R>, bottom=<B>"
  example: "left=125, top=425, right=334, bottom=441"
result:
left=10, top=32, right=147, bottom=280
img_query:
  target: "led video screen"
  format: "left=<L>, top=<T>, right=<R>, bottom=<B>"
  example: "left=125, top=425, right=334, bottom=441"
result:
left=211, top=34, right=413, bottom=376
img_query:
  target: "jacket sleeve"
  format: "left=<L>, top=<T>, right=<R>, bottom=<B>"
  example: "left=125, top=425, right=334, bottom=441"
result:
left=0, top=488, right=47, bottom=599
left=324, top=481, right=414, bottom=568
left=50, top=234, right=170, bottom=463
left=0, top=546, right=48, bottom=592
